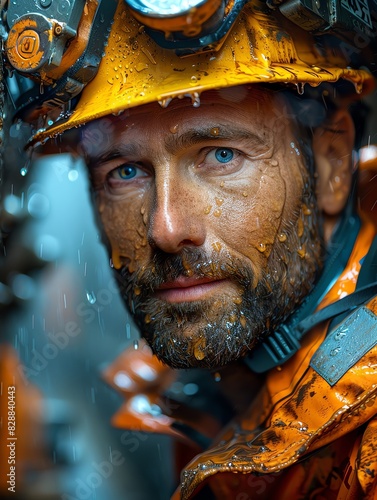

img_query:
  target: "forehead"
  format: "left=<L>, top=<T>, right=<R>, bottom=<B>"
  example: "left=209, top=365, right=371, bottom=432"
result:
left=80, top=86, right=291, bottom=157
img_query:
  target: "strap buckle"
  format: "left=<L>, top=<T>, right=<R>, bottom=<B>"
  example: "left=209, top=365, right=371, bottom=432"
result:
left=244, top=324, right=301, bottom=373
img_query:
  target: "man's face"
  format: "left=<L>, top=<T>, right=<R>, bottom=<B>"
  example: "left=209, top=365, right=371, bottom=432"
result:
left=84, top=86, right=322, bottom=369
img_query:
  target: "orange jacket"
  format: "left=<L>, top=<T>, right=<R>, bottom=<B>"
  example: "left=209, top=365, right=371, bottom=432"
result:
left=174, top=215, right=377, bottom=499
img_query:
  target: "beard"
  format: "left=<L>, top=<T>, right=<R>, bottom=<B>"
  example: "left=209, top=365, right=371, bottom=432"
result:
left=114, top=199, right=322, bottom=369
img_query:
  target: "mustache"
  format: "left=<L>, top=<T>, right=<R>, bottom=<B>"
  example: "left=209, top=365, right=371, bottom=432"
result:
left=116, top=248, right=255, bottom=296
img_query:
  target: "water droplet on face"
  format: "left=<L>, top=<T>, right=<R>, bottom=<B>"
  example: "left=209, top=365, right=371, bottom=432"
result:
left=302, top=204, right=312, bottom=216
left=210, top=127, right=220, bottom=136
left=215, top=197, right=223, bottom=206
left=212, top=241, right=222, bottom=252
left=133, top=339, right=139, bottom=350
left=220, top=181, right=225, bottom=188
left=134, top=286, right=141, bottom=296
left=257, top=243, right=267, bottom=253
left=270, top=159, right=278, bottom=167
left=86, top=291, right=96, bottom=304
left=213, top=209, right=222, bottom=217
left=278, top=233, right=287, bottom=242
left=297, top=217, right=304, bottom=238
left=233, top=296, right=242, bottom=305
left=240, top=314, right=247, bottom=328
left=229, top=314, right=237, bottom=323
left=242, top=191, right=248, bottom=197
left=145, top=314, right=151, bottom=324
left=297, top=245, right=306, bottom=258
left=170, top=124, right=179, bottom=134
left=193, top=337, right=206, bottom=360
left=204, top=205, right=212, bottom=215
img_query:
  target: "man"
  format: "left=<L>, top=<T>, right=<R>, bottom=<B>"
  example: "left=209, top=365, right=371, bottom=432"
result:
left=3, top=0, right=377, bottom=497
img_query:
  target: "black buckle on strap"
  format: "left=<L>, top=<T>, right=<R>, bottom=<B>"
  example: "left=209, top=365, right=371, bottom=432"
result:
left=244, top=324, right=301, bottom=373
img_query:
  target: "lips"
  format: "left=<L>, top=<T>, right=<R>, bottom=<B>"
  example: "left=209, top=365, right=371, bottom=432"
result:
left=155, top=277, right=227, bottom=303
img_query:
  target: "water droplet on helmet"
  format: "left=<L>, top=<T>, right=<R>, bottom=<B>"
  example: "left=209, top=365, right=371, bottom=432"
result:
left=354, top=81, right=363, bottom=94
left=158, top=97, right=173, bottom=108
left=296, top=83, right=305, bottom=95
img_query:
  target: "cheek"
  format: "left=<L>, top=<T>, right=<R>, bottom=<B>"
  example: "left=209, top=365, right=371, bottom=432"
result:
left=96, top=192, right=149, bottom=272
left=216, top=161, right=287, bottom=259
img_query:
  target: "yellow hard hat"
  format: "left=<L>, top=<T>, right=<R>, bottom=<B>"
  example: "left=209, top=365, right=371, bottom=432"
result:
left=33, top=0, right=374, bottom=143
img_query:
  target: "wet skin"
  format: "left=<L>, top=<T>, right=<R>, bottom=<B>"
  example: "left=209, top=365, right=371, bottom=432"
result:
left=84, top=86, right=322, bottom=369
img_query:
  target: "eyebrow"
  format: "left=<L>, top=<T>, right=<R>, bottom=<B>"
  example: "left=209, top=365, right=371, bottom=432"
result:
left=86, top=125, right=270, bottom=168
left=86, top=143, right=142, bottom=169
left=164, top=126, right=270, bottom=156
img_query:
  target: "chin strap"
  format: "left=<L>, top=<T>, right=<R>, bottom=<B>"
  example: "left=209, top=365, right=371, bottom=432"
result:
left=245, top=211, right=377, bottom=374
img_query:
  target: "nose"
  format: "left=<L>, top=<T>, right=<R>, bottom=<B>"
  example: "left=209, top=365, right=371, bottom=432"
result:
left=147, top=173, right=206, bottom=253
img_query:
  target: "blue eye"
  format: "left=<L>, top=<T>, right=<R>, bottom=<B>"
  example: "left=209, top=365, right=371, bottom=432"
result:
left=117, top=164, right=138, bottom=179
left=215, top=148, right=234, bottom=163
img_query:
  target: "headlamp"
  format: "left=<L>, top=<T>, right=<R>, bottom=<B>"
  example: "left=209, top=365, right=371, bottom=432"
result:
left=124, top=0, right=248, bottom=54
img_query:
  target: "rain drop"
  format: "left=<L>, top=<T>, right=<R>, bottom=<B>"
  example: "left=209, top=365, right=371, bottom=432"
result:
left=126, top=323, right=131, bottom=339
left=68, top=169, right=79, bottom=182
left=133, top=339, right=139, bottom=350
left=86, top=291, right=96, bottom=304
left=20, top=166, right=28, bottom=176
